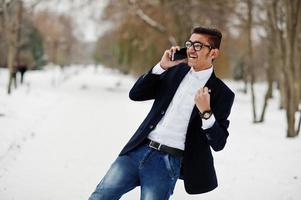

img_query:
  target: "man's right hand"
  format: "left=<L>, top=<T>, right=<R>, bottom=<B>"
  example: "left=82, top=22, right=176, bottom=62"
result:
left=159, top=46, right=187, bottom=70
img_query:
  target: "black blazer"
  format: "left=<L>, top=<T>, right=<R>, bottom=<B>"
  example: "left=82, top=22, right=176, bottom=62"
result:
left=119, top=63, right=235, bottom=194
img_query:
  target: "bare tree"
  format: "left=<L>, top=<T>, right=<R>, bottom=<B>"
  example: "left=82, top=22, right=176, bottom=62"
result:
left=1, top=0, right=23, bottom=94
left=254, top=0, right=301, bottom=136
left=257, top=0, right=278, bottom=123
left=283, top=0, right=301, bottom=137
left=128, top=0, right=177, bottom=45
left=245, top=0, right=258, bottom=123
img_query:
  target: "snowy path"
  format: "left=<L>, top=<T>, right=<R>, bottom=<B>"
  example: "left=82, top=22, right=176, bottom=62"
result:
left=0, top=66, right=300, bottom=200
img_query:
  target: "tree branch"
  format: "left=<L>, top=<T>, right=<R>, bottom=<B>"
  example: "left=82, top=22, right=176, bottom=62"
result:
left=128, top=0, right=176, bottom=45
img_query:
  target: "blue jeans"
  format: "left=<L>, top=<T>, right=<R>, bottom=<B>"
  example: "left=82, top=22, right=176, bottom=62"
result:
left=88, top=143, right=182, bottom=200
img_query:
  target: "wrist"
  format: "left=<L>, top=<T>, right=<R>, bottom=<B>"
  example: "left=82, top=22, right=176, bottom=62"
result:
left=199, top=110, right=212, bottom=120
left=159, top=61, right=169, bottom=70
left=198, top=106, right=211, bottom=114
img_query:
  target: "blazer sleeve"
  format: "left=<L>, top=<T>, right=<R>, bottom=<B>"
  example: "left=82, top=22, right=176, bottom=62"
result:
left=203, top=90, right=235, bottom=151
left=129, top=68, right=163, bottom=101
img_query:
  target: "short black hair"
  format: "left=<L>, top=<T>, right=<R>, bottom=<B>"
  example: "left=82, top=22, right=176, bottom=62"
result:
left=192, top=26, right=222, bottom=49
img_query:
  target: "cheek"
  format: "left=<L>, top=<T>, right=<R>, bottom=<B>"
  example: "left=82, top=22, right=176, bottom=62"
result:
left=199, top=52, right=210, bottom=61
left=196, top=54, right=206, bottom=62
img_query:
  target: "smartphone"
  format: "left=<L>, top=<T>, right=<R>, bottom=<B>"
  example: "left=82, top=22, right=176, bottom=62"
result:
left=172, top=48, right=187, bottom=61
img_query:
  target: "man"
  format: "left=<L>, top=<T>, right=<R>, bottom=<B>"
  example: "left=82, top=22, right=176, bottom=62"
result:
left=89, top=26, right=235, bottom=200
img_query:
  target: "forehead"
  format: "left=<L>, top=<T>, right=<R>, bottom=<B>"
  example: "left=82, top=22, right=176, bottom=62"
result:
left=189, top=33, right=209, bottom=44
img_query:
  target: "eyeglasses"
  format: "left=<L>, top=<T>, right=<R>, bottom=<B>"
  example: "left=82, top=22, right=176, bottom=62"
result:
left=185, top=40, right=212, bottom=51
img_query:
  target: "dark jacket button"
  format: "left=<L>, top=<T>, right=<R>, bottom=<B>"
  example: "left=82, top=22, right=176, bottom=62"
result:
left=161, top=110, right=165, bottom=115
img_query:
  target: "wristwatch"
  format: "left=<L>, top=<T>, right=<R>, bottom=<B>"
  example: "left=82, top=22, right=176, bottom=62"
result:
left=199, top=110, right=213, bottom=120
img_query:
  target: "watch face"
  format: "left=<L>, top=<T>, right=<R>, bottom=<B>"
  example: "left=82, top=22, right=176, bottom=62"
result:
left=199, top=110, right=212, bottom=119
left=204, top=112, right=211, bottom=118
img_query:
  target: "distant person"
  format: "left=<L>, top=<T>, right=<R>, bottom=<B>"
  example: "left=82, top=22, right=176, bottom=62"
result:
left=17, top=64, right=27, bottom=84
left=89, top=26, right=235, bottom=200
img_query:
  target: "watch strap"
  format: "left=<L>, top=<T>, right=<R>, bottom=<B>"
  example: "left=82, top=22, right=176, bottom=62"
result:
left=199, top=110, right=213, bottom=120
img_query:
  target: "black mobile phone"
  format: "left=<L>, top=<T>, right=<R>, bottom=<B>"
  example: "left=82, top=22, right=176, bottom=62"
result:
left=172, top=48, right=187, bottom=61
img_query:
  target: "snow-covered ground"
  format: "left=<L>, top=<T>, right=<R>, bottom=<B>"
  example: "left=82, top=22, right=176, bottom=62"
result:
left=0, top=65, right=300, bottom=200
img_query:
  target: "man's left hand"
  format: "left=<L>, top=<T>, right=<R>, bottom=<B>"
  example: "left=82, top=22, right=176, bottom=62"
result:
left=195, top=87, right=211, bottom=113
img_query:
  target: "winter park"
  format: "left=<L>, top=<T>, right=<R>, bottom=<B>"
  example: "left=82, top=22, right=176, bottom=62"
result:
left=0, top=1, right=301, bottom=200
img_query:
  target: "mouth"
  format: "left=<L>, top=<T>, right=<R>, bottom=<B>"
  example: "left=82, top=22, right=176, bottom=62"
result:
left=188, top=54, right=197, bottom=60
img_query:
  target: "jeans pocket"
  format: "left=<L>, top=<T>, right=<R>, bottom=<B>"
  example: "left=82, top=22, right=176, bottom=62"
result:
left=163, top=154, right=181, bottom=179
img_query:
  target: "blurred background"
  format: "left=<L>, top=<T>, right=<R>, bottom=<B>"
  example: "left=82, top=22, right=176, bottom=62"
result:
left=0, top=0, right=300, bottom=200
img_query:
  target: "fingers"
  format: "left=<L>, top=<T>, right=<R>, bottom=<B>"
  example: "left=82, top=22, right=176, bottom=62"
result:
left=197, top=87, right=211, bottom=94
left=170, top=46, right=181, bottom=55
left=168, top=46, right=181, bottom=60
left=195, top=87, right=211, bottom=112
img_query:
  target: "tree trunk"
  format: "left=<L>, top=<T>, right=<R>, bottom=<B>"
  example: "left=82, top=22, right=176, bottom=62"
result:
left=246, top=0, right=257, bottom=122
left=3, top=0, right=23, bottom=94
left=296, top=111, right=301, bottom=135
left=242, top=73, right=248, bottom=94
left=270, top=0, right=286, bottom=110
left=258, top=2, right=280, bottom=123
left=15, top=0, right=22, bottom=63
left=284, top=0, right=300, bottom=137
left=7, top=44, right=15, bottom=94
left=286, top=79, right=296, bottom=137
left=259, top=78, right=273, bottom=122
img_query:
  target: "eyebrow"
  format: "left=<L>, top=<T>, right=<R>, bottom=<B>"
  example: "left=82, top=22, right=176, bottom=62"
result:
left=190, top=40, right=202, bottom=43
left=190, top=40, right=209, bottom=46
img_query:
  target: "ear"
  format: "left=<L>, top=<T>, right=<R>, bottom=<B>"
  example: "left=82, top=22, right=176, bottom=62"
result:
left=210, top=49, right=219, bottom=59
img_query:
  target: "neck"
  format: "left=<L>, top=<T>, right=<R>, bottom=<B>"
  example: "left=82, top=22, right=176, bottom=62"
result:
left=193, top=64, right=212, bottom=72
